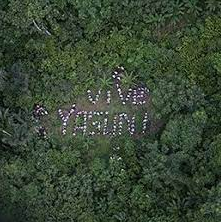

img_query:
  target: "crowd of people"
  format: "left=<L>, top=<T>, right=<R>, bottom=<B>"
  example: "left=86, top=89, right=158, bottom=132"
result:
left=33, top=66, right=151, bottom=138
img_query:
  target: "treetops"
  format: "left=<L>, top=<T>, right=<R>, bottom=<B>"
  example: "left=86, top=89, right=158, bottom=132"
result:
left=0, top=1, right=221, bottom=221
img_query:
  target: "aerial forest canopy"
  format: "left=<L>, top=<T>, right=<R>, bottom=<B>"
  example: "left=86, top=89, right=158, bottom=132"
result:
left=0, top=0, right=221, bottom=221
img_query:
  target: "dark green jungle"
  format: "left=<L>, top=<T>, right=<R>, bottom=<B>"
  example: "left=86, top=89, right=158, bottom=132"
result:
left=0, top=0, right=221, bottom=221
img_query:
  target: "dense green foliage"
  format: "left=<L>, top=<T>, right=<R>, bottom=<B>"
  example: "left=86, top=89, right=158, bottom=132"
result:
left=0, top=0, right=221, bottom=221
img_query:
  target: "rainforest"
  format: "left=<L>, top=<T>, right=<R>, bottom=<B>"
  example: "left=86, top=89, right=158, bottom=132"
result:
left=0, top=0, right=221, bottom=222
